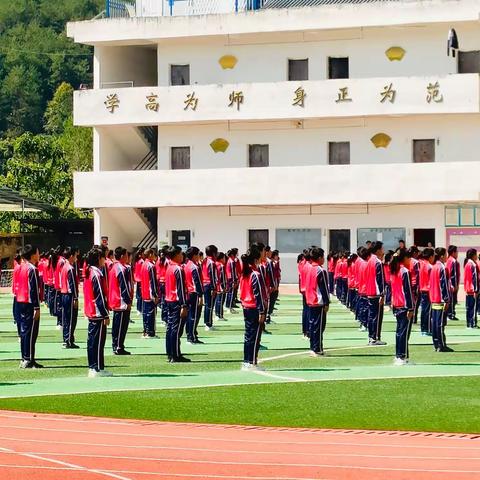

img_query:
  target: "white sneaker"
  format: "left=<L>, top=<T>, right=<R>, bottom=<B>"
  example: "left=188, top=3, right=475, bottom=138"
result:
left=309, top=350, right=321, bottom=358
left=251, top=364, right=266, bottom=372
left=205, top=325, right=214, bottom=332
left=56, top=325, right=62, bottom=331
left=19, top=360, right=29, bottom=369
left=88, top=369, right=99, bottom=378
left=241, top=362, right=253, bottom=371
left=97, top=370, right=113, bottom=377
left=394, top=357, right=407, bottom=366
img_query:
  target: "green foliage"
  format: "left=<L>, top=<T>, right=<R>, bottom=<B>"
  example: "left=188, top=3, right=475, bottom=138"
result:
left=44, top=82, right=74, bottom=134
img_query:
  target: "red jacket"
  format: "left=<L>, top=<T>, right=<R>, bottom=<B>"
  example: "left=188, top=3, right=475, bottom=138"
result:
left=429, top=261, right=450, bottom=304
left=418, top=259, right=432, bottom=292
left=445, top=256, right=460, bottom=290
left=83, top=266, right=108, bottom=319
left=185, top=260, right=203, bottom=295
left=216, top=262, right=227, bottom=293
left=391, top=266, right=413, bottom=310
left=305, top=263, right=330, bottom=307
left=202, top=257, right=217, bottom=288
left=60, top=261, right=77, bottom=298
left=464, top=259, right=478, bottom=295
left=356, top=258, right=368, bottom=295
left=365, top=254, right=385, bottom=297
left=108, top=261, right=131, bottom=311
left=16, top=261, right=40, bottom=308
left=134, top=259, right=144, bottom=283
left=165, top=261, right=187, bottom=304
left=239, top=270, right=265, bottom=312
left=140, top=259, right=158, bottom=301
left=299, top=260, right=311, bottom=293
left=156, top=259, right=167, bottom=284
left=54, top=257, right=65, bottom=290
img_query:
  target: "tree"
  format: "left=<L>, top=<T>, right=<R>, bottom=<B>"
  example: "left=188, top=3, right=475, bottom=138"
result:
left=44, top=82, right=74, bottom=134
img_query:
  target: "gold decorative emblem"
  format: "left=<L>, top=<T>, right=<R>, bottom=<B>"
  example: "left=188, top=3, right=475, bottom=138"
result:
left=385, top=46, right=406, bottom=61
left=219, top=55, right=238, bottom=69
left=210, top=138, right=230, bottom=153
left=371, top=133, right=392, bottom=148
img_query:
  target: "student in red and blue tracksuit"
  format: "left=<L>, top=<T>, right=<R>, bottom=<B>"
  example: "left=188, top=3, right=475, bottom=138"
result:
left=299, top=251, right=311, bottom=338
left=12, top=251, right=22, bottom=338
left=327, top=253, right=336, bottom=295
left=134, top=248, right=145, bottom=314
left=240, top=248, right=266, bottom=370
left=429, top=248, right=453, bottom=352
left=202, top=245, right=218, bottom=330
left=156, top=246, right=169, bottom=325
left=215, top=252, right=227, bottom=320
left=165, top=246, right=190, bottom=363
left=17, top=245, right=42, bottom=369
left=225, top=249, right=239, bottom=313
left=365, top=241, right=386, bottom=345
left=265, top=248, right=278, bottom=324
left=390, top=250, right=414, bottom=365
left=383, top=251, right=393, bottom=308
left=185, top=247, right=204, bottom=344
left=60, top=247, right=79, bottom=349
left=53, top=247, right=65, bottom=328
left=355, top=247, right=369, bottom=332
left=408, top=246, right=420, bottom=324
left=463, top=248, right=478, bottom=329
left=346, top=253, right=358, bottom=312
left=141, top=249, right=158, bottom=338
left=84, top=247, right=111, bottom=377
left=267, top=250, right=280, bottom=323
left=446, top=245, right=460, bottom=321
left=108, top=247, right=132, bottom=355
left=339, top=254, right=349, bottom=305
left=305, top=247, right=330, bottom=356
left=419, top=248, right=434, bottom=335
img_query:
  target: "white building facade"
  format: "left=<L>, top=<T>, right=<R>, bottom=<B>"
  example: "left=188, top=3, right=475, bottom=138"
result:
left=69, top=0, right=480, bottom=282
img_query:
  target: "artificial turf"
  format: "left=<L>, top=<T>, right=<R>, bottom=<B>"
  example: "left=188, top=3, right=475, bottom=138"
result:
left=1, top=292, right=480, bottom=433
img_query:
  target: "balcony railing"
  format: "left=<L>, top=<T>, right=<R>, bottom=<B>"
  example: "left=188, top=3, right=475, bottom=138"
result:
left=105, top=0, right=265, bottom=17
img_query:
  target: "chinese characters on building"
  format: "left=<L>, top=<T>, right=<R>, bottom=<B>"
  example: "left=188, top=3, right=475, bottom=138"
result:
left=103, top=82, right=445, bottom=114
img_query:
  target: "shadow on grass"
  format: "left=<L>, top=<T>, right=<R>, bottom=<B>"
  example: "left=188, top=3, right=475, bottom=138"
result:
left=119, top=373, right=198, bottom=378
left=271, top=367, right=350, bottom=373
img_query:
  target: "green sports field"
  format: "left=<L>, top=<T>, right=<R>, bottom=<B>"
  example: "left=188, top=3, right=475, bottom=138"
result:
left=1, top=293, right=480, bottom=433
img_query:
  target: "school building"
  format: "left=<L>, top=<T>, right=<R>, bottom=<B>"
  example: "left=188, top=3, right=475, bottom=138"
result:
left=68, top=0, right=480, bottom=282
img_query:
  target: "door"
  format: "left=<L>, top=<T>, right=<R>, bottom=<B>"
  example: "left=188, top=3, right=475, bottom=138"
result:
left=329, top=229, right=350, bottom=252
left=248, top=229, right=269, bottom=246
left=414, top=229, right=435, bottom=248
left=458, top=51, right=480, bottom=73
left=413, top=139, right=435, bottom=163
left=172, top=230, right=191, bottom=251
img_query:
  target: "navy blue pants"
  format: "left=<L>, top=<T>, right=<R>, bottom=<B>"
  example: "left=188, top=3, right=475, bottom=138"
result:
left=62, top=293, right=78, bottom=346
left=112, top=309, right=130, bottom=352
left=466, top=294, right=476, bottom=328
left=136, top=282, right=143, bottom=314
left=158, top=283, right=168, bottom=323
left=394, top=308, right=412, bottom=359
left=267, top=290, right=278, bottom=322
left=142, top=300, right=156, bottom=337
left=328, top=272, right=334, bottom=294
left=215, top=291, right=225, bottom=318
left=347, top=289, right=358, bottom=312
left=203, top=286, right=214, bottom=327
left=54, top=289, right=62, bottom=326
left=225, top=280, right=235, bottom=310
left=355, top=295, right=368, bottom=327
left=367, top=297, right=384, bottom=341
left=87, top=319, right=106, bottom=371
left=186, top=293, right=201, bottom=342
left=385, top=283, right=392, bottom=306
left=166, top=301, right=185, bottom=360
left=340, top=279, right=348, bottom=304
left=243, top=308, right=262, bottom=364
left=18, top=303, right=39, bottom=362
left=447, top=290, right=458, bottom=319
left=13, top=297, right=21, bottom=337
left=309, top=305, right=327, bottom=353
left=47, top=286, right=56, bottom=316
left=419, top=291, right=431, bottom=334
left=431, top=305, right=447, bottom=350
left=301, top=293, right=309, bottom=336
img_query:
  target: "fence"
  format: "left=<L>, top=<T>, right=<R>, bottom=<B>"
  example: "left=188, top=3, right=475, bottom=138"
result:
left=0, top=270, right=13, bottom=288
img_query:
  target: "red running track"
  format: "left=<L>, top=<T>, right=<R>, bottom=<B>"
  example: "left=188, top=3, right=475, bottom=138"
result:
left=0, top=410, right=479, bottom=480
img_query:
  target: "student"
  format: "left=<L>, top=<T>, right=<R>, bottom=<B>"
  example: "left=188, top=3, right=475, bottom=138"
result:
left=429, top=247, right=453, bottom=352
left=53, top=246, right=65, bottom=329
left=45, top=249, right=55, bottom=317
left=327, top=253, right=336, bottom=295
left=390, top=249, right=414, bottom=366
left=255, top=243, right=271, bottom=328
left=37, top=253, right=47, bottom=307
left=383, top=251, right=394, bottom=310
left=240, top=247, right=266, bottom=371
left=133, top=248, right=145, bottom=315
left=446, top=245, right=460, bottom=321
left=60, top=247, right=79, bottom=349
left=365, top=241, right=386, bottom=346
left=265, top=246, right=278, bottom=324
left=346, top=253, right=358, bottom=313
left=12, top=249, right=22, bottom=339
left=225, top=249, right=239, bottom=314
left=339, top=253, right=349, bottom=306
left=333, top=252, right=342, bottom=301
left=105, top=250, right=114, bottom=272
left=108, top=247, right=132, bottom=355
left=84, top=247, right=112, bottom=377
left=305, top=247, right=330, bottom=357
left=17, top=245, right=42, bottom=369
left=298, top=250, right=311, bottom=338
left=419, top=247, right=434, bottom=336
left=268, top=249, right=281, bottom=321
left=165, top=245, right=190, bottom=363
left=140, top=249, right=159, bottom=338
left=408, top=246, right=420, bottom=324
left=202, top=245, right=218, bottom=331
left=464, top=248, right=478, bottom=329
left=355, top=247, right=369, bottom=332
left=398, top=239, right=406, bottom=251
left=185, top=246, right=204, bottom=344
left=156, top=245, right=169, bottom=326
left=214, top=252, right=227, bottom=321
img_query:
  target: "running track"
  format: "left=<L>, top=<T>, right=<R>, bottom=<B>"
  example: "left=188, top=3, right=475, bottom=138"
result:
left=0, top=411, right=479, bottom=480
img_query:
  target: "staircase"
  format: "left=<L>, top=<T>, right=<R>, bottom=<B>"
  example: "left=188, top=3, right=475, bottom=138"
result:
left=134, top=126, right=158, bottom=171
left=136, top=208, right=158, bottom=250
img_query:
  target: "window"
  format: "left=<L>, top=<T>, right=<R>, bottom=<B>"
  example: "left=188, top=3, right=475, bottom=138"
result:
left=172, top=230, right=191, bottom=251
left=248, top=144, right=269, bottom=167
left=276, top=229, right=322, bottom=253
left=413, top=139, right=435, bottom=163
left=458, top=51, right=480, bottom=74
left=414, top=229, right=436, bottom=248
left=288, top=59, right=308, bottom=81
left=329, top=229, right=350, bottom=252
left=329, top=142, right=350, bottom=165
left=248, top=229, right=269, bottom=246
left=171, top=146, right=190, bottom=169
left=328, top=57, right=349, bottom=79
left=170, top=64, right=190, bottom=86
left=357, top=228, right=406, bottom=252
